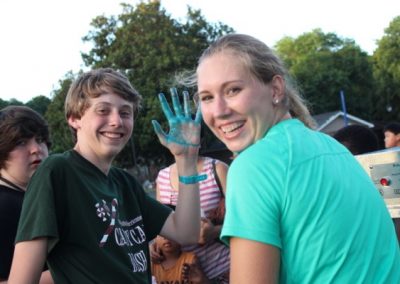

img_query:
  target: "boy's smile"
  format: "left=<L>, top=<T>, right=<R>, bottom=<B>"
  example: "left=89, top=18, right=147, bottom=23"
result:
left=68, top=92, right=134, bottom=172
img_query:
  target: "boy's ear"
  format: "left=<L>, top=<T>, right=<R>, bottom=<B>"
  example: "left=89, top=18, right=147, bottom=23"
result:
left=67, top=116, right=80, bottom=130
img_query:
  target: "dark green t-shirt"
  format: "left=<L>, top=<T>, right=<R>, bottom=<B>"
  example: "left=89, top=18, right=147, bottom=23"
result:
left=16, top=150, right=171, bottom=283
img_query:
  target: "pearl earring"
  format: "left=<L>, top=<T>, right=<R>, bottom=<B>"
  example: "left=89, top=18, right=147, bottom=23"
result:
left=274, top=99, right=279, bottom=104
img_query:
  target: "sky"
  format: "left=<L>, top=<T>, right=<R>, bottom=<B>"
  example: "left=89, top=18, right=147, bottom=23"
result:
left=0, top=0, right=398, bottom=103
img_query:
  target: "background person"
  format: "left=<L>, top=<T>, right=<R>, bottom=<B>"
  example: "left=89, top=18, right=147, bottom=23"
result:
left=5, top=68, right=202, bottom=284
left=193, top=33, right=400, bottom=283
left=151, top=229, right=211, bottom=284
left=0, top=106, right=52, bottom=283
left=151, top=234, right=196, bottom=284
left=153, top=155, right=230, bottom=283
left=383, top=122, right=400, bottom=148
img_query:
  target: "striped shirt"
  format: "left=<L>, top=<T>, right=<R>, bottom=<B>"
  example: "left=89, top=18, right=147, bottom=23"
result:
left=156, top=157, right=230, bottom=281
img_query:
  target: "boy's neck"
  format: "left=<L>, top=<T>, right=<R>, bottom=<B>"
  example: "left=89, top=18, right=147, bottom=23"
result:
left=73, top=146, right=113, bottom=175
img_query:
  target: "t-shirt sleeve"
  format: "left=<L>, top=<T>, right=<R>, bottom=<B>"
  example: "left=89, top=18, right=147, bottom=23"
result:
left=15, top=160, right=60, bottom=252
left=220, top=142, right=287, bottom=249
left=131, top=177, right=172, bottom=241
left=142, top=194, right=172, bottom=241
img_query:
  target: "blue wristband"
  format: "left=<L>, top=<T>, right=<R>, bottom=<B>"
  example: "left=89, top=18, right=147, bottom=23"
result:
left=179, top=173, right=207, bottom=184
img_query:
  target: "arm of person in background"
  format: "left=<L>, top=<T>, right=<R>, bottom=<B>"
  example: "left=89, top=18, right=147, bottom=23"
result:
left=198, top=160, right=229, bottom=244
left=152, top=89, right=201, bottom=245
left=230, top=238, right=280, bottom=283
left=6, top=238, right=48, bottom=284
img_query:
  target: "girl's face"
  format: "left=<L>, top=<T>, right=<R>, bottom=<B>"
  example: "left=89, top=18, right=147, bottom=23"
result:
left=68, top=92, right=134, bottom=169
left=197, top=52, right=284, bottom=153
left=1, top=137, right=49, bottom=189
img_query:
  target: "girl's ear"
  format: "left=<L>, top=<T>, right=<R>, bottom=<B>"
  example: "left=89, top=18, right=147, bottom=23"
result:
left=270, top=75, right=285, bottom=103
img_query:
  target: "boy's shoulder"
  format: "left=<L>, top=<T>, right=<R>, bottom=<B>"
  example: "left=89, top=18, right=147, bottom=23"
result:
left=43, top=150, right=75, bottom=166
left=39, top=150, right=85, bottom=175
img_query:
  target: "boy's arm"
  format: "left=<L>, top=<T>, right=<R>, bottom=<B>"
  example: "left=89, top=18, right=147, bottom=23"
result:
left=8, top=238, right=48, bottom=284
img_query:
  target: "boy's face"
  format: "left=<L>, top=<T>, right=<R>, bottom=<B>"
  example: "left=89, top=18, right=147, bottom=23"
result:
left=68, top=92, right=134, bottom=163
left=384, top=131, right=400, bottom=148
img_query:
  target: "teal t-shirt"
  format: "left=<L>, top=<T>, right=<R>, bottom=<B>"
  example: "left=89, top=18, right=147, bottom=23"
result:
left=221, top=119, right=400, bottom=283
left=16, top=150, right=172, bottom=284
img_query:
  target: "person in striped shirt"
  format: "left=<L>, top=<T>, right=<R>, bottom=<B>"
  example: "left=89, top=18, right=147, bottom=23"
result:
left=152, top=156, right=230, bottom=283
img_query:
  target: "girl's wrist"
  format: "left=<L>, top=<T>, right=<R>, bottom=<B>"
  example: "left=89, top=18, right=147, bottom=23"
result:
left=179, top=174, right=207, bottom=184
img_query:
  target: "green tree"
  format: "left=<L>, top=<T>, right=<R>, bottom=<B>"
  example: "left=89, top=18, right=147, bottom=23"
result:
left=81, top=1, right=233, bottom=165
left=0, top=98, right=9, bottom=109
left=373, top=16, right=400, bottom=121
left=275, top=29, right=375, bottom=120
left=45, top=73, right=75, bottom=154
left=5, top=98, right=24, bottom=107
left=26, top=95, right=51, bottom=116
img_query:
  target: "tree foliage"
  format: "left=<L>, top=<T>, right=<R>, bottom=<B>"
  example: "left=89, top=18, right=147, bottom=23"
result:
left=26, top=95, right=51, bottom=116
left=44, top=73, right=75, bottom=154
left=372, top=16, right=400, bottom=121
left=275, top=29, right=375, bottom=120
left=80, top=1, right=233, bottom=165
left=0, top=98, right=9, bottom=109
left=16, top=3, right=398, bottom=163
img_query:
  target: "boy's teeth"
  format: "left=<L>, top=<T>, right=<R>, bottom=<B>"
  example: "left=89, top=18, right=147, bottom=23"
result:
left=104, top=132, right=121, bottom=138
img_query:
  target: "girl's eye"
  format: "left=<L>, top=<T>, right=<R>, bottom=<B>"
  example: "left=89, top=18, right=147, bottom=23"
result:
left=15, top=139, right=27, bottom=146
left=227, top=87, right=241, bottom=95
left=200, top=95, right=213, bottom=102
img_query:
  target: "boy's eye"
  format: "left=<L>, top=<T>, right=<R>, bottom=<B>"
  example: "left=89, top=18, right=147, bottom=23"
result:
left=120, top=110, right=133, bottom=118
left=96, top=108, right=109, bottom=115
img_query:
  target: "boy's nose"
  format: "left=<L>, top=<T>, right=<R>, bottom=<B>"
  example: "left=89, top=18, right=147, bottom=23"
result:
left=109, top=112, right=123, bottom=126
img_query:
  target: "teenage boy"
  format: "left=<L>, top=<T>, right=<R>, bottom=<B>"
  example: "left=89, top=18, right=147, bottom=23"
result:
left=6, top=68, right=201, bottom=284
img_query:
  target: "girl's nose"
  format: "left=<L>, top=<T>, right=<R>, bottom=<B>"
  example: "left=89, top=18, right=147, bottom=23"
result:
left=213, top=96, right=231, bottom=118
